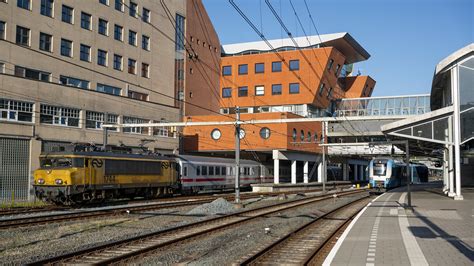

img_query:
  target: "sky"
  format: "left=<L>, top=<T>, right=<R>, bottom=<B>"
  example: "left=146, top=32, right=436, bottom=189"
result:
left=202, top=0, right=473, bottom=96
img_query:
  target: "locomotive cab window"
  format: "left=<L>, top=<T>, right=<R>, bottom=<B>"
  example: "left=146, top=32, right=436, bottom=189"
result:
left=183, top=166, right=188, bottom=176
left=40, top=157, right=84, bottom=168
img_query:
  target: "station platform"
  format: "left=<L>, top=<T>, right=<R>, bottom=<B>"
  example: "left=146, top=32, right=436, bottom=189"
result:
left=251, top=181, right=366, bottom=193
left=324, top=183, right=474, bottom=265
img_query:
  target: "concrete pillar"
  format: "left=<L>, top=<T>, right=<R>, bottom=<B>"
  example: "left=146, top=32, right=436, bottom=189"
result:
left=303, top=161, right=309, bottom=184
left=448, top=117, right=455, bottom=197
left=354, top=164, right=359, bottom=181
left=291, top=160, right=297, bottom=184
left=359, top=165, right=364, bottom=181
left=317, top=162, right=323, bottom=183
left=342, top=163, right=348, bottom=181
left=443, top=147, right=449, bottom=193
left=451, top=66, right=463, bottom=200
left=274, top=159, right=280, bottom=184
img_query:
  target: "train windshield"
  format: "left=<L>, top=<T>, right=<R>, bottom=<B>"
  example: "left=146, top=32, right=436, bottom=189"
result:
left=373, top=163, right=387, bottom=176
left=40, top=157, right=84, bottom=168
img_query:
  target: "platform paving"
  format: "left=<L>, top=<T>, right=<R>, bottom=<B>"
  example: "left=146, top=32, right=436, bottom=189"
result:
left=325, top=183, right=474, bottom=265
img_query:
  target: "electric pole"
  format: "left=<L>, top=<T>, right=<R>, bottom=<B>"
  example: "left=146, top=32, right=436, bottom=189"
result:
left=235, top=106, right=241, bottom=204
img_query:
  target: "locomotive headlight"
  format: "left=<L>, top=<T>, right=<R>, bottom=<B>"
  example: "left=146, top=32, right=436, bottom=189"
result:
left=55, top=179, right=63, bottom=185
left=37, top=178, right=45, bottom=185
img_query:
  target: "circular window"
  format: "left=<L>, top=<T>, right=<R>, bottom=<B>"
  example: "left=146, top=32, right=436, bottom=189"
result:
left=300, top=130, right=305, bottom=141
left=239, top=128, right=246, bottom=139
left=292, top=128, right=297, bottom=141
left=260, top=127, right=271, bottom=139
left=211, top=128, right=221, bottom=140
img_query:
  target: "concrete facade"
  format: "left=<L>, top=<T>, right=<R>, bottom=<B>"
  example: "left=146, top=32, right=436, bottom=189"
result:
left=0, top=0, right=208, bottom=201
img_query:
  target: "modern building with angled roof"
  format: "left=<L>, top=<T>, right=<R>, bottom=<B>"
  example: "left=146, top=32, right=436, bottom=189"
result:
left=184, top=32, right=376, bottom=184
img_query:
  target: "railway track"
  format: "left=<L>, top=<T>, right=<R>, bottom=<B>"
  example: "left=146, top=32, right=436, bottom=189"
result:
left=0, top=184, right=353, bottom=229
left=238, top=194, right=371, bottom=265
left=31, top=189, right=367, bottom=265
left=0, top=206, right=68, bottom=216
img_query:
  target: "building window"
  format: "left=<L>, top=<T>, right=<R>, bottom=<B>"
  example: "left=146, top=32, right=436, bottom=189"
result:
left=86, top=111, right=103, bottom=129
left=222, top=87, right=232, bottom=98
left=255, top=85, right=264, bottom=96
left=123, top=116, right=149, bottom=134
left=142, top=35, right=150, bottom=50
left=289, top=59, right=300, bottom=71
left=86, top=111, right=118, bottom=130
left=16, top=26, right=30, bottom=46
left=115, top=0, right=123, bottom=11
left=238, top=86, right=248, bottom=97
left=141, top=63, right=149, bottom=78
left=99, top=0, right=108, bottom=5
left=97, top=83, right=121, bottom=95
left=289, top=83, right=300, bottom=94
left=59, top=75, right=89, bottom=89
left=129, top=1, right=137, bottom=17
left=272, top=61, right=282, bottom=72
left=39, top=32, right=52, bottom=52
left=238, top=64, right=248, bottom=75
left=307, top=132, right=311, bottom=142
left=98, top=18, right=108, bottom=35
left=327, top=87, right=333, bottom=98
left=255, top=63, right=264, bottom=73
left=272, top=84, right=282, bottom=95
left=60, top=38, right=72, bottom=57
left=81, top=12, right=91, bottom=30
left=0, top=63, right=4, bottom=73
left=142, top=7, right=150, bottom=23
left=0, top=21, right=5, bottom=40
left=335, top=64, right=340, bottom=76
left=114, top=24, right=123, bottom=41
left=0, top=98, right=34, bottom=123
left=260, top=127, right=271, bottom=139
left=128, top=90, right=148, bottom=101
left=113, top=54, right=122, bottom=70
left=327, top=59, right=334, bottom=70
left=128, top=58, right=136, bottom=74
left=222, top=65, right=231, bottom=76
left=97, top=49, right=107, bottom=66
left=17, top=0, right=30, bottom=10
left=300, top=130, right=305, bottom=141
left=40, top=0, right=53, bottom=17
left=318, top=83, right=325, bottom=95
left=292, top=128, right=297, bottom=141
left=40, top=104, right=80, bottom=127
left=80, top=44, right=91, bottom=62
left=15, top=66, right=51, bottom=81
left=61, top=5, right=73, bottom=24
left=128, top=30, right=137, bottom=46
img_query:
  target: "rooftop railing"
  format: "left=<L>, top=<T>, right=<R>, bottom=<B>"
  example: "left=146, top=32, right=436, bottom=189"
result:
left=335, top=94, right=431, bottom=117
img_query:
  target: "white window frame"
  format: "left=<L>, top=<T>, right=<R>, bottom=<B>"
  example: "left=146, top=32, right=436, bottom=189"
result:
left=255, top=85, right=265, bottom=96
left=40, top=104, right=80, bottom=127
left=0, top=98, right=34, bottom=123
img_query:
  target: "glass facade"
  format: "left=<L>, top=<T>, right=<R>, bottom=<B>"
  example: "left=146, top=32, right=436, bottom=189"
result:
left=459, top=57, right=474, bottom=143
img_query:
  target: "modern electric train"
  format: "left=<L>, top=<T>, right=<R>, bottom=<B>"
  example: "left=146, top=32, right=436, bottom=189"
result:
left=368, top=157, right=429, bottom=191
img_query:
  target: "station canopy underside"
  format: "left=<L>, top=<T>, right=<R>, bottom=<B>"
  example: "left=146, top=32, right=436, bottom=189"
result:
left=381, top=106, right=454, bottom=159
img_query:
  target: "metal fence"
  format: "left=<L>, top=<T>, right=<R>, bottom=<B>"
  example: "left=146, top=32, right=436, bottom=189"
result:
left=0, top=138, right=30, bottom=202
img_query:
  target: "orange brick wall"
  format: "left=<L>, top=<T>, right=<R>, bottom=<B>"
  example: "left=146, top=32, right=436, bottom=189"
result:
left=343, top=76, right=376, bottom=98
left=219, top=47, right=347, bottom=109
left=183, top=112, right=323, bottom=153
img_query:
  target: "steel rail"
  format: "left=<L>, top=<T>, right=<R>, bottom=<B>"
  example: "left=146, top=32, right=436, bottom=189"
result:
left=30, top=189, right=367, bottom=265
left=1, top=183, right=353, bottom=229
left=239, top=195, right=370, bottom=265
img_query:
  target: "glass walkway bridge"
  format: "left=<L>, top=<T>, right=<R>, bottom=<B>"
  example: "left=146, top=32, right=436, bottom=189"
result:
left=335, top=94, right=431, bottom=117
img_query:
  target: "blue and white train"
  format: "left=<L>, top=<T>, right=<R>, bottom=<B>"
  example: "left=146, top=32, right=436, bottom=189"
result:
left=368, top=158, right=428, bottom=191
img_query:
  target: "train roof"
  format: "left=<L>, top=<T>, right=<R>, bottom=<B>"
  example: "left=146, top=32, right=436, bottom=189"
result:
left=39, top=151, right=172, bottom=161
left=176, top=155, right=260, bottom=165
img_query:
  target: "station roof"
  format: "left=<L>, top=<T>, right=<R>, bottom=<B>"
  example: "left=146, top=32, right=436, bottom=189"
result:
left=221, top=32, right=370, bottom=64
